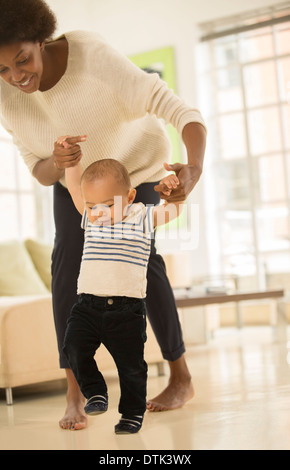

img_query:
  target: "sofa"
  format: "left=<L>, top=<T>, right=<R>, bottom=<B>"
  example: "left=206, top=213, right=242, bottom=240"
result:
left=0, top=239, right=164, bottom=405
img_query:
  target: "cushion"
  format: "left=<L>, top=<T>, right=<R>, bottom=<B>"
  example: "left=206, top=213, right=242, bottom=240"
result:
left=0, top=241, right=49, bottom=296
left=24, top=239, right=52, bottom=292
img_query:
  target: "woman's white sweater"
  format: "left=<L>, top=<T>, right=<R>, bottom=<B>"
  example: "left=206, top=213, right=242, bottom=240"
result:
left=0, top=30, right=206, bottom=188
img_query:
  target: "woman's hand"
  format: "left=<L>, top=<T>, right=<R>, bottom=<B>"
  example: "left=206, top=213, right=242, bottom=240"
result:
left=53, top=135, right=86, bottom=170
left=154, top=162, right=202, bottom=202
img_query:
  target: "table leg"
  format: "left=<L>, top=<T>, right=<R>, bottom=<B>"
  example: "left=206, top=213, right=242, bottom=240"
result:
left=5, top=387, right=13, bottom=406
left=235, top=302, right=243, bottom=329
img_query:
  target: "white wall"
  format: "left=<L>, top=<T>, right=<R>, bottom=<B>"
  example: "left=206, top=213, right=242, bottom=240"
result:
left=45, top=0, right=286, bottom=278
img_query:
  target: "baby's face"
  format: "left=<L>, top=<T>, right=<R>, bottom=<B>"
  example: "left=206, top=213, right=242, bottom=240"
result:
left=81, top=175, right=135, bottom=226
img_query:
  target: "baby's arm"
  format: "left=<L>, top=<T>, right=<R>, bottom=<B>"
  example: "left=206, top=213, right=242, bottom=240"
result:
left=66, top=164, right=84, bottom=215
left=153, top=173, right=184, bottom=227
left=57, top=136, right=85, bottom=215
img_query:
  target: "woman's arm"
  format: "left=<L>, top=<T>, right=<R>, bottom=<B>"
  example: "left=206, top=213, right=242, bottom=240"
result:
left=115, top=60, right=207, bottom=201
left=32, top=154, right=64, bottom=186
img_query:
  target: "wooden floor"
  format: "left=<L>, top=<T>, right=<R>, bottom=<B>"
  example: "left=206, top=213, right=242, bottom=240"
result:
left=1, top=326, right=290, bottom=450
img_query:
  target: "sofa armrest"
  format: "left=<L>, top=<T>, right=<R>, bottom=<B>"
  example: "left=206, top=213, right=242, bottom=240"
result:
left=0, top=295, right=65, bottom=389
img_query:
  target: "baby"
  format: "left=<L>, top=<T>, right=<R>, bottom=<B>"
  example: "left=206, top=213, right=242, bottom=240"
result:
left=60, top=136, right=183, bottom=434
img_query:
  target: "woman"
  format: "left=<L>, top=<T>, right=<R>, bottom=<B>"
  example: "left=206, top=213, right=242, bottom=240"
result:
left=0, top=0, right=206, bottom=430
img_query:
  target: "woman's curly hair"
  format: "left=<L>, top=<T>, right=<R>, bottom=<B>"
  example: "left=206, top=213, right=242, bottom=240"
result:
left=0, top=0, right=57, bottom=46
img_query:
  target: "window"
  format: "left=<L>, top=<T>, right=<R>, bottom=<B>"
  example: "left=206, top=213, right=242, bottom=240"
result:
left=197, top=5, right=290, bottom=288
left=0, top=125, right=54, bottom=243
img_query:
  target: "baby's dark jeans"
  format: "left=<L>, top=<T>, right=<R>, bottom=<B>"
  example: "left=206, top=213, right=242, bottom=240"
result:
left=63, top=294, right=147, bottom=416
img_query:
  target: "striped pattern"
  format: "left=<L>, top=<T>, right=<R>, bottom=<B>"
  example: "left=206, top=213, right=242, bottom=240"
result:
left=77, top=203, right=154, bottom=298
left=81, top=204, right=154, bottom=268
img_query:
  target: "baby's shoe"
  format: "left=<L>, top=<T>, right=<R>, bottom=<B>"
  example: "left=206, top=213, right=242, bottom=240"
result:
left=84, top=393, right=108, bottom=415
left=115, top=415, right=143, bottom=434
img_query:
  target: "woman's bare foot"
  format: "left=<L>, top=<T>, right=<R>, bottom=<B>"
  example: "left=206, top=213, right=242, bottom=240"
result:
left=59, top=369, right=87, bottom=430
left=146, top=377, right=194, bottom=411
left=147, top=355, right=194, bottom=412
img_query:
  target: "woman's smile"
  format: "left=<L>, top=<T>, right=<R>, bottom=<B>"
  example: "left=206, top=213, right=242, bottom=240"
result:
left=14, top=75, right=35, bottom=91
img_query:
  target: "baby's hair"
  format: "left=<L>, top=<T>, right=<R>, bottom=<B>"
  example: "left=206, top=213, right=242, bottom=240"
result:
left=81, top=159, right=131, bottom=190
left=0, top=0, right=57, bottom=46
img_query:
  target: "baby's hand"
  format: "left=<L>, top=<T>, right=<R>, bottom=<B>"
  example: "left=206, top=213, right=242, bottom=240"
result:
left=158, top=173, right=180, bottom=197
left=56, top=135, right=73, bottom=149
